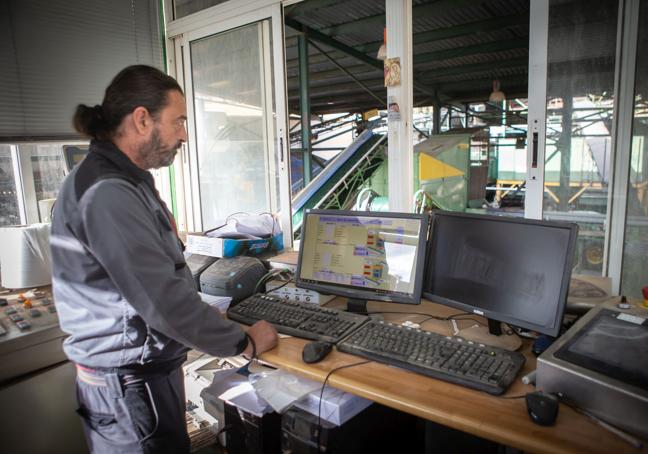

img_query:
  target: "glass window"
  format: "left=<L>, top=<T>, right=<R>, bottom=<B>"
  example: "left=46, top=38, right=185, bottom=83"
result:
left=621, top=0, right=648, bottom=298
left=190, top=21, right=278, bottom=229
left=544, top=0, right=618, bottom=275
left=20, top=144, right=67, bottom=222
left=0, top=145, right=20, bottom=226
left=173, top=0, right=229, bottom=19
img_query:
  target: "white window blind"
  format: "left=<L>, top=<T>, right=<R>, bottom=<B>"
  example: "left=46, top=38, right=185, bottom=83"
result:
left=0, top=0, right=164, bottom=140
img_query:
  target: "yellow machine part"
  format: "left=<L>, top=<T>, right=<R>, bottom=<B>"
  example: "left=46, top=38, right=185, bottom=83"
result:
left=418, top=153, right=465, bottom=181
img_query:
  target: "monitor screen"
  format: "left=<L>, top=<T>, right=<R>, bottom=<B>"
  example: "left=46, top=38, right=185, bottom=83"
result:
left=63, top=145, right=89, bottom=172
left=296, top=210, right=428, bottom=306
left=422, top=211, right=578, bottom=337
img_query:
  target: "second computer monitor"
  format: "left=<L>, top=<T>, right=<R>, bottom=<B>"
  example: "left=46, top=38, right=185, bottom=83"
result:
left=296, top=210, right=429, bottom=310
left=423, top=211, right=578, bottom=337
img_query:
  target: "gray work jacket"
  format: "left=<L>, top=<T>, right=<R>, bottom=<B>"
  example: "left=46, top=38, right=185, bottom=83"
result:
left=50, top=140, right=247, bottom=370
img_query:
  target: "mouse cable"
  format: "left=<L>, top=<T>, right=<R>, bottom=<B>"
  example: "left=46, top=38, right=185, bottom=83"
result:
left=316, top=360, right=371, bottom=452
left=498, top=394, right=526, bottom=399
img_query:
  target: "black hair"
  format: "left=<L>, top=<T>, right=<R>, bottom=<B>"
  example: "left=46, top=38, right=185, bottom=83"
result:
left=73, top=65, right=183, bottom=140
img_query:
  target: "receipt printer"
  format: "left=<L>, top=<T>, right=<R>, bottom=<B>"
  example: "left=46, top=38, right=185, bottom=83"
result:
left=184, top=253, right=218, bottom=290
left=200, top=256, right=266, bottom=303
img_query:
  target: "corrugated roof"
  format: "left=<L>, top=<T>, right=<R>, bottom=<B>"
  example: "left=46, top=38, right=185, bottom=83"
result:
left=285, top=0, right=531, bottom=113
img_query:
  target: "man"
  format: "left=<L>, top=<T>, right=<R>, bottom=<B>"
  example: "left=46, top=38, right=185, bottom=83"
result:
left=50, top=65, right=278, bottom=454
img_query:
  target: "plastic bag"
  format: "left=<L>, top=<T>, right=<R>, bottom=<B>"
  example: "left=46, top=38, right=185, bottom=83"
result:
left=249, top=369, right=322, bottom=413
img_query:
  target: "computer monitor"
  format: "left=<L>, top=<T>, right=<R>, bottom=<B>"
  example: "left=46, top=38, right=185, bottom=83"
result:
left=296, top=209, right=429, bottom=312
left=62, top=145, right=89, bottom=172
left=422, top=211, right=578, bottom=337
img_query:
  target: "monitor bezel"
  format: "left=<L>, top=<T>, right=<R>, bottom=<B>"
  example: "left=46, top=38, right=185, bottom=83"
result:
left=422, top=210, right=578, bottom=337
left=296, top=209, right=429, bottom=305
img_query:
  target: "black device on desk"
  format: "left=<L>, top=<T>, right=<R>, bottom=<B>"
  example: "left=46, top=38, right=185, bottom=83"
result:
left=200, top=256, right=266, bottom=303
left=184, top=253, right=218, bottom=290
left=295, top=209, right=429, bottom=313
left=422, top=210, right=578, bottom=338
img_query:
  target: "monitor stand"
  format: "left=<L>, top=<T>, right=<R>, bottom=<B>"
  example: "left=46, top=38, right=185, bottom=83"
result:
left=488, top=319, right=503, bottom=336
left=347, top=298, right=368, bottom=314
left=456, top=321, right=522, bottom=351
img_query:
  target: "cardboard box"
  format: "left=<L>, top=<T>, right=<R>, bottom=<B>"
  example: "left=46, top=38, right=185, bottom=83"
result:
left=186, top=232, right=284, bottom=258
left=293, top=386, right=372, bottom=426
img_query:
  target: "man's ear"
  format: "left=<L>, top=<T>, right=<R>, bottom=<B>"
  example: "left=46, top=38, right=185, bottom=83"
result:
left=132, top=106, right=152, bottom=135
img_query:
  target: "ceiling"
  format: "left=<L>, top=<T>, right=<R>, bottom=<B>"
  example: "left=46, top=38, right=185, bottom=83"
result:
left=283, top=0, right=531, bottom=115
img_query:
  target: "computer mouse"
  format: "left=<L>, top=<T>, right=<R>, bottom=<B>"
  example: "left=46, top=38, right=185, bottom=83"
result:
left=302, top=341, right=334, bottom=364
left=526, top=391, right=559, bottom=426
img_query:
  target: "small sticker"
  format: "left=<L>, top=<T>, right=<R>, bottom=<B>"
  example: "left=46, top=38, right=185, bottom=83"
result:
left=617, top=313, right=645, bottom=325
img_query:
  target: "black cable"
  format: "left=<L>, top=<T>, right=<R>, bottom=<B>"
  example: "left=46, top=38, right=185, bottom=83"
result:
left=253, top=270, right=280, bottom=294
left=316, top=360, right=371, bottom=451
left=498, top=394, right=527, bottom=400
left=446, top=315, right=485, bottom=326
left=266, top=278, right=293, bottom=293
left=366, top=311, right=480, bottom=325
left=214, top=424, right=232, bottom=448
left=253, top=268, right=292, bottom=294
left=366, top=310, right=448, bottom=320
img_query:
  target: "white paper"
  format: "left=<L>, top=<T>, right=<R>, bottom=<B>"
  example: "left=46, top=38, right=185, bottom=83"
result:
left=198, top=292, right=232, bottom=313
left=0, top=224, right=52, bottom=288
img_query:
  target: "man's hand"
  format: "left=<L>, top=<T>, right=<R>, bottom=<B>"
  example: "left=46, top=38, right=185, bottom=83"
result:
left=243, top=320, right=278, bottom=357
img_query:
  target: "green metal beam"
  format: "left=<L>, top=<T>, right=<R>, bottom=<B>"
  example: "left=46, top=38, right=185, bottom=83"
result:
left=298, top=33, right=312, bottom=186
left=415, top=37, right=528, bottom=64
left=287, top=64, right=377, bottom=84
left=289, top=55, right=527, bottom=87
left=355, top=13, right=529, bottom=54
left=286, top=17, right=382, bottom=70
left=317, top=0, right=477, bottom=37
left=420, top=57, right=528, bottom=80
left=289, top=73, right=527, bottom=102
left=307, top=39, right=387, bottom=106
left=285, top=0, right=348, bottom=17
left=286, top=18, right=439, bottom=100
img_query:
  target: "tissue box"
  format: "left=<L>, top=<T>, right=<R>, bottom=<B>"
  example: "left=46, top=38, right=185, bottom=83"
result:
left=294, top=386, right=373, bottom=426
left=185, top=232, right=284, bottom=258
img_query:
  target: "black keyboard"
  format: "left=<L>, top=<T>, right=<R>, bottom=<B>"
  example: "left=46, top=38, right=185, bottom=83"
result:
left=337, top=320, right=526, bottom=395
left=227, top=294, right=369, bottom=343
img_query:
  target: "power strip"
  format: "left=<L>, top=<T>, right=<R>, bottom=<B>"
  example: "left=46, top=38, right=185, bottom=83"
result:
left=266, top=281, right=335, bottom=306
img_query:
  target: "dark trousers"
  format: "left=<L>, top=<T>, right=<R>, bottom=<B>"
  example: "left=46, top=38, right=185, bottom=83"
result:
left=75, top=366, right=190, bottom=454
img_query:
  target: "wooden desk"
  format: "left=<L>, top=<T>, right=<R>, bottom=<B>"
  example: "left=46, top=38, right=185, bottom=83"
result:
left=259, top=299, right=647, bottom=454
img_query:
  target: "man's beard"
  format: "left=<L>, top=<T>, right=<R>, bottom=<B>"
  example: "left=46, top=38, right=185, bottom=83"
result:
left=138, top=127, right=181, bottom=169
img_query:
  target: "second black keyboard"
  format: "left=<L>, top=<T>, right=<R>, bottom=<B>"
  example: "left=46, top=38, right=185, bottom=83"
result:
left=227, top=294, right=369, bottom=343
left=337, top=320, right=526, bottom=395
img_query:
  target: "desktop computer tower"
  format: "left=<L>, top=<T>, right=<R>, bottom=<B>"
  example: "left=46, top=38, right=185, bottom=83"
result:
left=223, top=402, right=282, bottom=454
left=281, top=403, right=420, bottom=454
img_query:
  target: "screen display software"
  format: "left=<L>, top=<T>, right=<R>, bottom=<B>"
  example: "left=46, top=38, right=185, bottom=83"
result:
left=299, top=212, right=425, bottom=299
left=423, top=212, right=577, bottom=336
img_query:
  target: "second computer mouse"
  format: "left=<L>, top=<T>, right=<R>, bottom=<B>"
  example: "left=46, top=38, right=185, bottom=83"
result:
left=302, top=341, right=334, bottom=364
left=526, top=391, right=559, bottom=426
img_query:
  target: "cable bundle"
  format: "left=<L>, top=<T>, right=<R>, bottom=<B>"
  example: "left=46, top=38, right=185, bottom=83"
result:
left=0, top=223, right=52, bottom=289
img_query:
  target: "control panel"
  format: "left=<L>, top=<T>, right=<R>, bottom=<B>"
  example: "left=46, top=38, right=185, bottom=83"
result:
left=0, top=289, right=67, bottom=383
left=265, top=281, right=335, bottom=306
